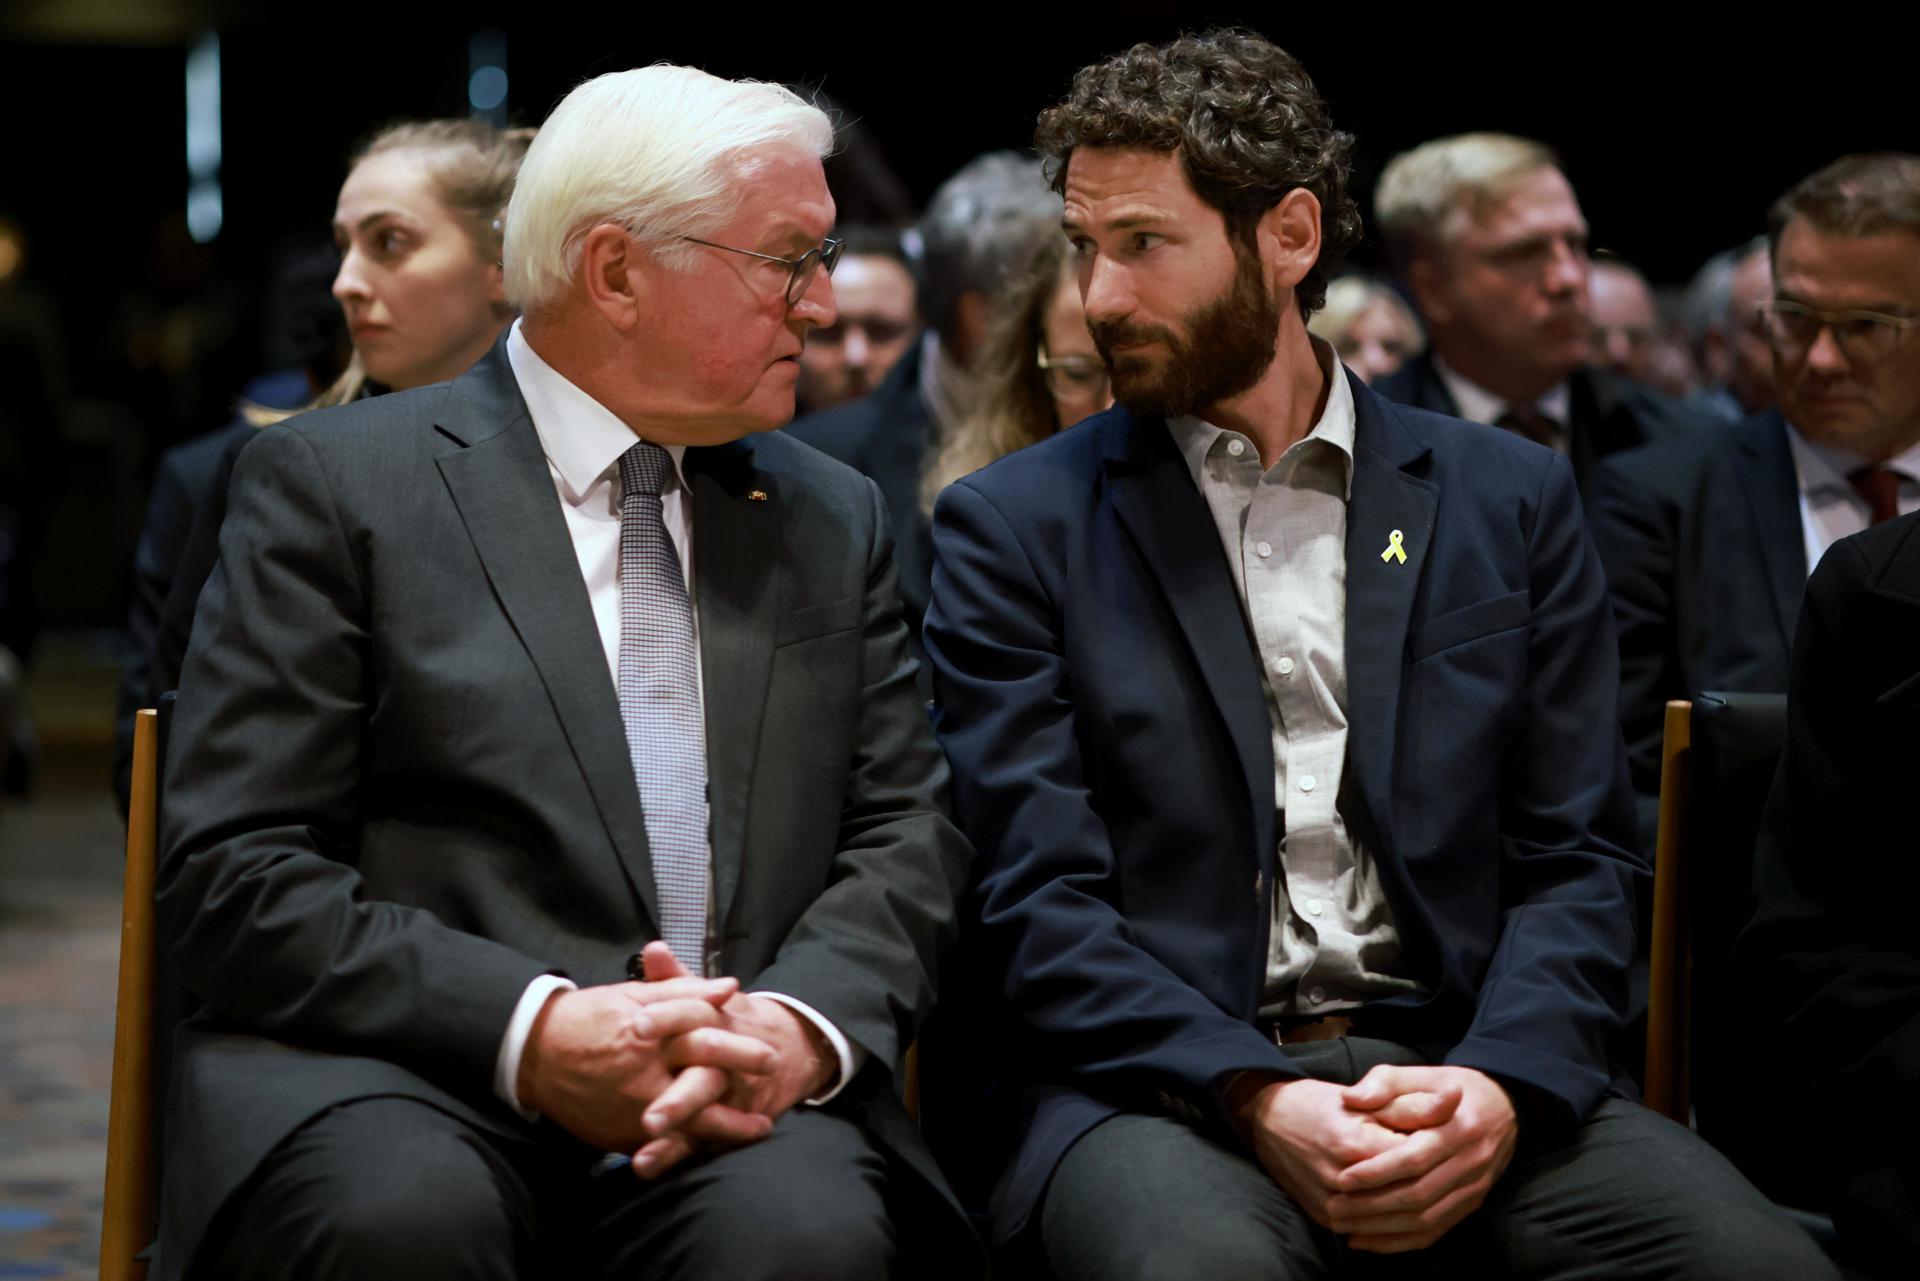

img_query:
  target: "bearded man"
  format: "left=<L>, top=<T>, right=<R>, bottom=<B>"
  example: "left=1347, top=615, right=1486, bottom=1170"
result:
left=918, top=29, right=1835, bottom=1281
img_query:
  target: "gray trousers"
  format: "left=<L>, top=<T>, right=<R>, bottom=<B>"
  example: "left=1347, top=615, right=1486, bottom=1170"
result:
left=1039, top=1038, right=1838, bottom=1281
left=200, top=1096, right=897, bottom=1280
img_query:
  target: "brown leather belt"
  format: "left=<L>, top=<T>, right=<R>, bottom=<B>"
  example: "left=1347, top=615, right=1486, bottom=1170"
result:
left=1267, top=1012, right=1355, bottom=1045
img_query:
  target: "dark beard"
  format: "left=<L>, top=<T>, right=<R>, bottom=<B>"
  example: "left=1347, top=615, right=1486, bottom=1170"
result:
left=1089, top=245, right=1281, bottom=420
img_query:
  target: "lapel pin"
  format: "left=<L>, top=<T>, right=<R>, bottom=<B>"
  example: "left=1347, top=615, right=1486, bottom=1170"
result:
left=1380, top=529, right=1408, bottom=565
left=746, top=489, right=769, bottom=503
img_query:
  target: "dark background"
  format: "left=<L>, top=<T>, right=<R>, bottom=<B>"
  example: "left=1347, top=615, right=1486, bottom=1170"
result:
left=0, top=2, right=1913, bottom=628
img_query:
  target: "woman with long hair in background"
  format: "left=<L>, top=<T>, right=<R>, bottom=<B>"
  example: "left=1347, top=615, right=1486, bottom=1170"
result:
left=921, top=235, right=1111, bottom=514
left=114, top=118, right=532, bottom=806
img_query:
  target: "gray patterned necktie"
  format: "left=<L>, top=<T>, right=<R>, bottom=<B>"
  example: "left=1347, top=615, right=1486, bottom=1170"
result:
left=616, top=440, right=710, bottom=975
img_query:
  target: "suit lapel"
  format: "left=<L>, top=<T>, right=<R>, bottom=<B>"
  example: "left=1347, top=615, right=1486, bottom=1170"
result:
left=1872, top=512, right=1920, bottom=606
left=686, top=438, right=780, bottom=934
left=433, top=347, right=660, bottom=925
left=1870, top=517, right=1920, bottom=745
left=1732, top=412, right=1806, bottom=654
left=1343, top=381, right=1439, bottom=840
left=1567, top=369, right=1605, bottom=486
left=1101, top=412, right=1276, bottom=873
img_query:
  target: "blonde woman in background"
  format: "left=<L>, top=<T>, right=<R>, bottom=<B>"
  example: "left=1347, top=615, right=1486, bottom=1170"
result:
left=922, top=235, right=1112, bottom=514
left=262, top=118, right=531, bottom=418
left=1308, top=274, right=1424, bottom=384
left=114, top=118, right=532, bottom=805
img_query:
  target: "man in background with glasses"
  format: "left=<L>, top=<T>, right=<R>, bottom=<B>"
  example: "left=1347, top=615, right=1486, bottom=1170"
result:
left=789, top=153, right=1061, bottom=687
left=154, top=64, right=980, bottom=1281
left=1593, top=152, right=1920, bottom=856
left=793, top=225, right=919, bottom=416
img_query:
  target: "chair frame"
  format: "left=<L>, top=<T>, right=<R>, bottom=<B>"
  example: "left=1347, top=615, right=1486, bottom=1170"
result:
left=1643, top=699, right=1692, bottom=1123
left=102, top=706, right=159, bottom=1281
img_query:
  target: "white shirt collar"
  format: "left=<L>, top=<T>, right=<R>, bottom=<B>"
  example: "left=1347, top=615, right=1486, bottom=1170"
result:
left=1168, top=337, right=1357, bottom=499
left=1784, top=419, right=1920, bottom=496
left=505, top=318, right=688, bottom=502
left=1432, top=355, right=1571, bottom=428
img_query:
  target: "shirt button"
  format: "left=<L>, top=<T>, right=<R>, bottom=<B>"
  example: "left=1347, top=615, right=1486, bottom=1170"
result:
left=1309, top=986, right=1326, bottom=1005
left=1306, top=899, right=1324, bottom=917
left=1299, top=774, right=1316, bottom=794
left=626, top=952, right=646, bottom=981
left=1227, top=438, right=1246, bottom=457
left=1275, top=656, right=1295, bottom=676
left=1256, top=541, right=1273, bottom=558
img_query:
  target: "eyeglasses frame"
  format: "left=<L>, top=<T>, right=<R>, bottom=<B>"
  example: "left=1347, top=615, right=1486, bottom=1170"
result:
left=680, top=235, right=844, bottom=305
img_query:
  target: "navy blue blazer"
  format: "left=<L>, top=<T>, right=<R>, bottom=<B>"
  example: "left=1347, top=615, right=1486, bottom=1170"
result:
left=922, top=372, right=1644, bottom=1243
left=1589, top=412, right=1804, bottom=849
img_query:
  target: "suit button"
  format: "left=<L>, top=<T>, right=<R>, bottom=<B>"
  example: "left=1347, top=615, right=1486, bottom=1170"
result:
left=626, top=952, right=646, bottom=981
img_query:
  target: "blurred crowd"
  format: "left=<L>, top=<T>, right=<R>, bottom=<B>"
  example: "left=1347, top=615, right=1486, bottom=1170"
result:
left=2, top=25, right=1912, bottom=1277
left=3, top=80, right=1908, bottom=817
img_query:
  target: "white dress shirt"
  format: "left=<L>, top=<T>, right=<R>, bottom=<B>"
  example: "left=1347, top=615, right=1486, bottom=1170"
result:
left=491, top=319, right=860, bottom=1117
left=1784, top=424, right=1920, bottom=576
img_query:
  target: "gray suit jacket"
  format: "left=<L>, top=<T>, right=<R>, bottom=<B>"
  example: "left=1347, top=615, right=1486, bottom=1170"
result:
left=153, top=343, right=978, bottom=1277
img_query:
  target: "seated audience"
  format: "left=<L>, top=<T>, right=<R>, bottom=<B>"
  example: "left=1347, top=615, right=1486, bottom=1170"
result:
left=1688, top=237, right=1778, bottom=423
left=1372, top=133, right=1709, bottom=490
left=154, top=65, right=977, bottom=1281
left=1736, top=507, right=1920, bottom=1279
left=924, top=30, right=1829, bottom=1281
left=112, top=117, right=530, bottom=809
left=794, top=225, right=918, bottom=415
left=1588, top=255, right=1660, bottom=384
left=1704, top=237, right=1774, bottom=420
left=1307, top=275, right=1424, bottom=384
left=111, top=246, right=348, bottom=811
left=1592, top=153, right=1920, bottom=847
left=919, top=233, right=1110, bottom=511
left=788, top=151, right=1059, bottom=662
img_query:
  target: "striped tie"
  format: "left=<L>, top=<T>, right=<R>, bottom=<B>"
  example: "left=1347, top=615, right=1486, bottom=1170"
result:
left=616, top=441, right=710, bottom=975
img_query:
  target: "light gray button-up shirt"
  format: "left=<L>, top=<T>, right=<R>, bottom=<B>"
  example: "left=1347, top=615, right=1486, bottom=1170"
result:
left=1167, top=344, right=1422, bottom=1018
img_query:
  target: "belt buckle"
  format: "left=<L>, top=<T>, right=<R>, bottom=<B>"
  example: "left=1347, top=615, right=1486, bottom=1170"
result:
left=1274, top=1012, right=1354, bottom=1046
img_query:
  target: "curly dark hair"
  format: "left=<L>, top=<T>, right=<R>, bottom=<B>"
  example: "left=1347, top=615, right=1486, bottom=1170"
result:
left=1034, top=29, right=1362, bottom=318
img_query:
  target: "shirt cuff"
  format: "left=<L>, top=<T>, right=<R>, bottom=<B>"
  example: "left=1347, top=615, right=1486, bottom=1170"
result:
left=494, top=973, right=578, bottom=1120
left=757, top=991, right=866, bottom=1105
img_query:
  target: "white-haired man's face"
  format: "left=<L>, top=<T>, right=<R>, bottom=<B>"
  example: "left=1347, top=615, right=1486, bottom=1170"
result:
left=629, top=146, right=838, bottom=442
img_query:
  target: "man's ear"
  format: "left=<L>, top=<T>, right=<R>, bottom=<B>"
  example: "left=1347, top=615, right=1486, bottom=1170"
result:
left=1257, top=188, right=1323, bottom=294
left=578, top=224, right=644, bottom=330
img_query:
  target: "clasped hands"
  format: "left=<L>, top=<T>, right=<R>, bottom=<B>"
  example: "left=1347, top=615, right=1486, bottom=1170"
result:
left=1228, top=1063, right=1518, bottom=1254
left=516, top=942, right=835, bottom=1179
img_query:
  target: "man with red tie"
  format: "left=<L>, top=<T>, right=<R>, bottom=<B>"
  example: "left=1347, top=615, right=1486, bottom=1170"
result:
left=1592, top=153, right=1920, bottom=850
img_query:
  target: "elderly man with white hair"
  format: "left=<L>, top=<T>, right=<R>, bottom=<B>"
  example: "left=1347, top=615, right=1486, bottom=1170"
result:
left=153, top=65, right=980, bottom=1281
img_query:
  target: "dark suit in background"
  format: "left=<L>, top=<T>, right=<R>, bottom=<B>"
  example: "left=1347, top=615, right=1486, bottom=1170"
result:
left=786, top=338, right=934, bottom=681
left=111, top=418, right=254, bottom=811
left=1737, top=509, right=1920, bottom=1277
left=155, top=346, right=978, bottom=1279
left=1373, top=351, right=1706, bottom=493
left=923, top=378, right=1825, bottom=1276
left=1589, top=411, right=1803, bottom=848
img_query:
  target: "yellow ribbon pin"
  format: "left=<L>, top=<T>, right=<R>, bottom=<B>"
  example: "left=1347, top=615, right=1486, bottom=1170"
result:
left=1380, top=529, right=1408, bottom=565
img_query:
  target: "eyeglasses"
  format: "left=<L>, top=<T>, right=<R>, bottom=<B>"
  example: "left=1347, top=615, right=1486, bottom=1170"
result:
left=680, top=235, right=843, bottom=305
left=1038, top=347, right=1110, bottom=402
left=1756, top=299, right=1920, bottom=365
